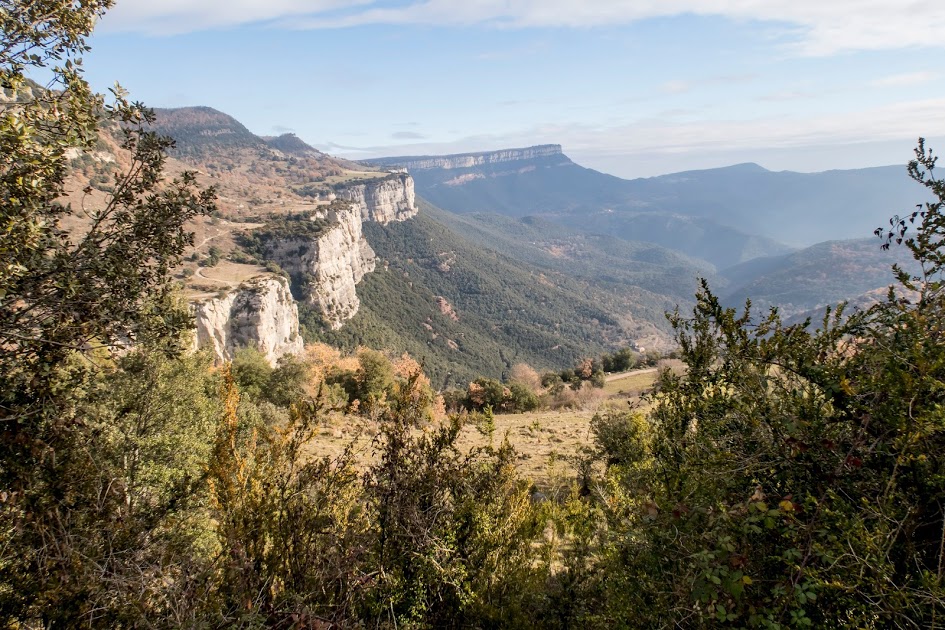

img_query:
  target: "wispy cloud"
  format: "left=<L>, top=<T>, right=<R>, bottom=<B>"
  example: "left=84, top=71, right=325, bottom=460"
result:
left=101, top=1, right=945, bottom=56
left=98, top=0, right=372, bottom=35
left=330, top=97, right=945, bottom=162
left=758, top=89, right=817, bottom=102
left=391, top=130, right=427, bottom=140
left=659, top=80, right=690, bottom=95
left=869, top=71, right=939, bottom=88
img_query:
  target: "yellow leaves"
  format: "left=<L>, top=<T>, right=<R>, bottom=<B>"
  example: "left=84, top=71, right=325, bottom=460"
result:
left=779, top=499, right=795, bottom=513
left=304, top=341, right=357, bottom=384
left=839, top=376, right=853, bottom=395
left=468, top=381, right=487, bottom=408
left=208, top=365, right=258, bottom=510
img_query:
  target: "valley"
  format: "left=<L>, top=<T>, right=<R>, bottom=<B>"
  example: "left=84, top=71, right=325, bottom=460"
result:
left=62, top=104, right=921, bottom=384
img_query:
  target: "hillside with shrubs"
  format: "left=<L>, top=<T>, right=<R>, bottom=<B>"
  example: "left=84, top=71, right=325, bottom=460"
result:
left=5, top=4, right=945, bottom=628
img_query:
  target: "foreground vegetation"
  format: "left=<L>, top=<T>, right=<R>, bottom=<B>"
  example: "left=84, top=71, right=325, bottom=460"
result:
left=4, top=4, right=945, bottom=627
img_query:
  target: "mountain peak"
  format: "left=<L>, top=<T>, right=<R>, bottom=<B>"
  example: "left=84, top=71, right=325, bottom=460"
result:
left=727, top=162, right=768, bottom=172
left=263, top=133, right=322, bottom=156
left=152, top=106, right=264, bottom=152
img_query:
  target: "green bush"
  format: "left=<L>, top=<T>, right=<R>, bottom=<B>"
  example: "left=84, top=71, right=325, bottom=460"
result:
left=579, top=141, right=945, bottom=626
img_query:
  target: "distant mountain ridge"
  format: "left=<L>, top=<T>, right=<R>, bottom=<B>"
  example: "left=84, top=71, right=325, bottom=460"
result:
left=262, top=133, right=324, bottom=157
left=719, top=238, right=918, bottom=317
left=377, top=144, right=922, bottom=256
left=368, top=144, right=566, bottom=171
left=375, top=145, right=795, bottom=268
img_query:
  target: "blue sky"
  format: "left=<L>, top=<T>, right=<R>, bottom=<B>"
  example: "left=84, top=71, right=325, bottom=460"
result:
left=84, top=1, right=945, bottom=177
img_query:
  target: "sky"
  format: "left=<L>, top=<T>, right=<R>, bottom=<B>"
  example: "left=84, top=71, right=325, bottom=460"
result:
left=82, top=1, right=945, bottom=177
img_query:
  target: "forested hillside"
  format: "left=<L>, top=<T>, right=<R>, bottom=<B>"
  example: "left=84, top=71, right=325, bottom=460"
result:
left=429, top=206, right=717, bottom=302
left=308, top=202, right=676, bottom=384
left=720, top=238, right=919, bottom=316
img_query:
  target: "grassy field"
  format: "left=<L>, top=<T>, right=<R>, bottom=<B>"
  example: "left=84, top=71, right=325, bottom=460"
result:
left=323, top=170, right=390, bottom=186
left=304, top=366, right=667, bottom=487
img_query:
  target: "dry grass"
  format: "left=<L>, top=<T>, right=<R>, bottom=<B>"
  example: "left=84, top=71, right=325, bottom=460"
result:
left=301, top=367, right=664, bottom=486
left=456, top=408, right=597, bottom=483
left=601, top=368, right=659, bottom=397
left=322, top=170, right=389, bottom=185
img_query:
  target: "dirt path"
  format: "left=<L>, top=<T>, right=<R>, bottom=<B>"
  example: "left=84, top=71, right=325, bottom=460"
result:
left=605, top=366, right=658, bottom=382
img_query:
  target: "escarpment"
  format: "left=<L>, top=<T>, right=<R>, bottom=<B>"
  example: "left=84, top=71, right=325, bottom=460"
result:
left=190, top=173, right=418, bottom=360
left=261, top=174, right=416, bottom=328
left=263, top=202, right=378, bottom=329
left=192, top=275, right=303, bottom=365
left=334, top=172, right=418, bottom=224
left=366, top=145, right=565, bottom=171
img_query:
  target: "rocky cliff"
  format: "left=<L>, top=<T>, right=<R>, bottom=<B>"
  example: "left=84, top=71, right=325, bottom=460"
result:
left=334, top=173, right=418, bottom=223
left=192, top=275, right=303, bottom=365
left=264, top=203, right=378, bottom=329
left=190, top=173, right=418, bottom=350
left=367, top=145, right=564, bottom=171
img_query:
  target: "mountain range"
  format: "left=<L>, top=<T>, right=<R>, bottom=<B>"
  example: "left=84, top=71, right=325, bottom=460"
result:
left=369, top=145, right=922, bottom=264
left=84, top=106, right=925, bottom=380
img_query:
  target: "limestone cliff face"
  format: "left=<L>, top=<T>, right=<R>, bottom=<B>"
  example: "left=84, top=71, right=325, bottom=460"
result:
left=192, top=275, right=303, bottom=365
left=334, top=173, right=418, bottom=224
left=265, top=204, right=377, bottom=329
left=229, top=174, right=416, bottom=331
left=368, top=145, right=564, bottom=171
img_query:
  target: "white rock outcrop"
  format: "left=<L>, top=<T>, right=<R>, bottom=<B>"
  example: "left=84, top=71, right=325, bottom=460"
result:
left=334, top=173, right=418, bottom=224
left=191, top=173, right=417, bottom=347
left=192, top=275, right=303, bottom=365
left=265, top=203, right=377, bottom=329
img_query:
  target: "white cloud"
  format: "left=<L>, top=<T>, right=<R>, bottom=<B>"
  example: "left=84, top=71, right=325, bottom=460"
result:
left=98, top=0, right=372, bottom=35
left=563, top=97, right=945, bottom=156
left=102, top=0, right=945, bottom=56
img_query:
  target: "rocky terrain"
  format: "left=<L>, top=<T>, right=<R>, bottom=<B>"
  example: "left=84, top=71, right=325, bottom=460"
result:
left=192, top=275, right=303, bottom=364
left=61, top=107, right=420, bottom=362
left=335, top=173, right=419, bottom=224
left=262, top=204, right=379, bottom=329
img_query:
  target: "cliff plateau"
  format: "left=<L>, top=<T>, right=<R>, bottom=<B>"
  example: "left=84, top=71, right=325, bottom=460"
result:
left=368, top=145, right=565, bottom=171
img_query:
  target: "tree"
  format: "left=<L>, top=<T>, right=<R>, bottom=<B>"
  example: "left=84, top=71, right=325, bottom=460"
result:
left=0, top=1, right=215, bottom=425
left=509, top=362, right=542, bottom=393
left=0, top=2, right=216, bottom=621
